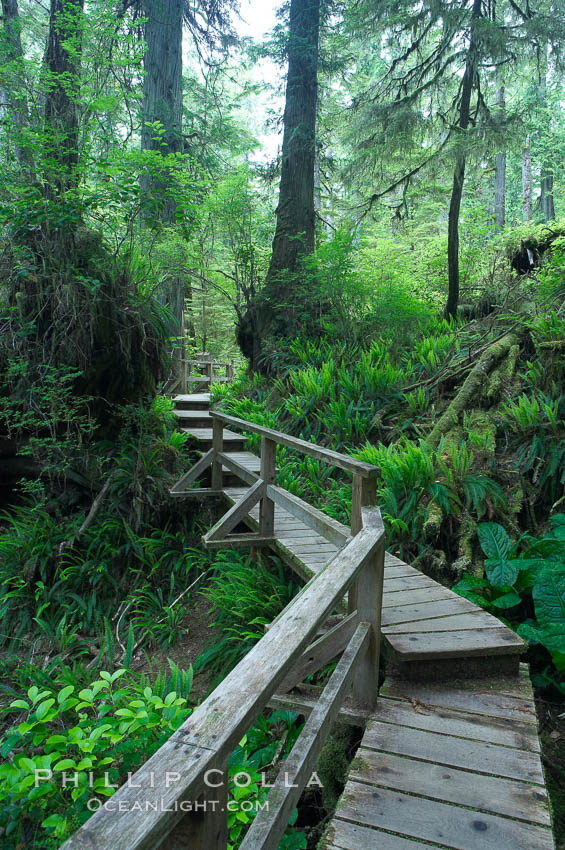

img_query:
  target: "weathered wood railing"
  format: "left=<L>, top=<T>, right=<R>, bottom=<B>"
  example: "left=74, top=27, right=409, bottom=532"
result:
left=182, top=353, right=238, bottom=391
left=62, top=418, right=384, bottom=850
left=61, top=507, right=385, bottom=850
left=171, top=410, right=380, bottom=608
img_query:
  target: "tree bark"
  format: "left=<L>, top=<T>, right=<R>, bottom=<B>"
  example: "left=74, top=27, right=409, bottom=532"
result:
left=238, top=0, right=320, bottom=367
left=268, top=0, right=319, bottom=279
left=141, top=0, right=185, bottom=389
left=141, top=0, right=183, bottom=215
left=538, top=58, right=555, bottom=222
left=445, top=0, right=482, bottom=320
left=314, top=140, right=322, bottom=217
left=522, top=137, right=532, bottom=221
left=1, top=0, right=32, bottom=169
left=493, top=85, right=506, bottom=231
left=44, top=0, right=84, bottom=194
left=540, top=169, right=555, bottom=222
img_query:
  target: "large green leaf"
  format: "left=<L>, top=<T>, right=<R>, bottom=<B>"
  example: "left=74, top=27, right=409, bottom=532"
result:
left=527, top=566, right=565, bottom=658
left=491, top=590, right=521, bottom=609
left=511, top=559, right=561, bottom=572
left=484, top=558, right=519, bottom=589
left=523, top=538, right=565, bottom=560
left=478, top=523, right=511, bottom=560
left=533, top=567, right=565, bottom=634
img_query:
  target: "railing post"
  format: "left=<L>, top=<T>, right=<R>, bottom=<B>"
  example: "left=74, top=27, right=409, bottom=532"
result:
left=260, top=436, right=276, bottom=537
left=184, top=357, right=190, bottom=394
left=226, top=360, right=235, bottom=381
left=206, top=360, right=214, bottom=388
left=348, top=474, right=377, bottom=612
left=212, top=417, right=224, bottom=491
left=352, top=531, right=385, bottom=712
left=166, top=758, right=228, bottom=849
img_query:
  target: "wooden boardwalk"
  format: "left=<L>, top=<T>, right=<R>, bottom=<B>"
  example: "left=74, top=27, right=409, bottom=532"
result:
left=173, top=393, right=555, bottom=850
left=324, top=670, right=554, bottom=850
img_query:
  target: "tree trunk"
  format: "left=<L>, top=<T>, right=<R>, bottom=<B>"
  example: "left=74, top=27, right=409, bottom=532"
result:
left=141, top=0, right=183, bottom=215
left=268, top=0, right=319, bottom=279
left=445, top=0, right=482, bottom=320
left=44, top=0, right=84, bottom=195
left=522, top=137, right=532, bottom=221
left=540, top=170, right=555, bottom=222
left=493, top=85, right=506, bottom=231
left=314, top=140, right=322, bottom=217
left=538, top=58, right=555, bottom=222
left=141, top=0, right=185, bottom=388
left=446, top=152, right=466, bottom=319
left=238, top=0, right=320, bottom=367
left=1, top=0, right=32, bottom=169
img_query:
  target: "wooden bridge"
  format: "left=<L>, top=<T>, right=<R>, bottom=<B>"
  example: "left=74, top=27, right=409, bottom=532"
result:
left=62, top=392, right=556, bottom=850
left=168, top=353, right=239, bottom=395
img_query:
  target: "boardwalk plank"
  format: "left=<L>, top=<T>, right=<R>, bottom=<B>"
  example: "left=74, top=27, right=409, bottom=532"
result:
left=349, top=749, right=549, bottom=825
left=382, top=586, right=456, bottom=607
left=383, top=612, right=501, bottom=633
left=281, top=544, right=338, bottom=556
left=326, top=818, right=445, bottom=850
left=362, top=720, right=544, bottom=783
left=387, top=627, right=525, bottom=658
left=382, top=597, right=477, bottom=625
left=335, top=782, right=554, bottom=850
left=383, top=576, right=439, bottom=591
left=371, top=696, right=540, bottom=750
left=380, top=679, right=538, bottom=723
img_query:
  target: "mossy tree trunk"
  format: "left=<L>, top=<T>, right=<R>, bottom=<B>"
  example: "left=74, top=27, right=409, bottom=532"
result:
left=428, top=333, right=519, bottom=448
left=44, top=0, right=84, bottom=197
left=141, top=0, right=186, bottom=389
left=494, top=84, right=506, bottom=231
left=238, top=0, right=320, bottom=369
left=445, top=0, right=482, bottom=321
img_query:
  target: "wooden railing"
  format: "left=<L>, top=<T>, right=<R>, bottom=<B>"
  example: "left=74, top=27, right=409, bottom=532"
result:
left=171, top=411, right=380, bottom=609
left=182, top=353, right=239, bottom=391
left=62, top=417, right=383, bottom=850
left=61, top=509, right=384, bottom=850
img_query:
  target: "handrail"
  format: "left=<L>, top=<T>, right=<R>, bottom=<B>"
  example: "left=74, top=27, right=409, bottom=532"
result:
left=178, top=354, right=240, bottom=394
left=211, top=411, right=380, bottom=478
left=61, top=508, right=385, bottom=850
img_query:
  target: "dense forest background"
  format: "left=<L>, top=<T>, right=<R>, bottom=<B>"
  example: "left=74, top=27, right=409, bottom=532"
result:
left=0, top=0, right=564, bottom=847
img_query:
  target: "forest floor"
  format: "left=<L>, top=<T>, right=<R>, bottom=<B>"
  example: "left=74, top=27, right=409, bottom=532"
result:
left=134, top=596, right=218, bottom=704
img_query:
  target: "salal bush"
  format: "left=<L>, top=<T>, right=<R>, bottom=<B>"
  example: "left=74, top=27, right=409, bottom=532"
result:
left=0, top=666, right=192, bottom=847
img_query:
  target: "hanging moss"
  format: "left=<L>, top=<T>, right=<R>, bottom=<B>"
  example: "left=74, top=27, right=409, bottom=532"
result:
left=485, top=341, right=520, bottom=401
left=452, top=514, right=479, bottom=577
left=1, top=223, right=170, bottom=433
left=428, top=334, right=519, bottom=447
left=423, top=499, right=443, bottom=541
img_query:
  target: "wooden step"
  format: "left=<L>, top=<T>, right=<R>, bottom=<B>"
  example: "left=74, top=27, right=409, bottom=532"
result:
left=174, top=409, right=213, bottom=428
left=199, top=452, right=262, bottom=488
left=182, top=427, right=246, bottom=452
left=173, top=393, right=211, bottom=411
left=326, top=669, right=555, bottom=850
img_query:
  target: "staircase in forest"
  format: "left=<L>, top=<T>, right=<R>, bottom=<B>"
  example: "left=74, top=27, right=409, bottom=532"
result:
left=60, top=392, right=556, bottom=850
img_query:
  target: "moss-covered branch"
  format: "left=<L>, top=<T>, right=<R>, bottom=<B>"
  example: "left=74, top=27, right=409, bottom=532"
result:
left=428, top=333, right=519, bottom=448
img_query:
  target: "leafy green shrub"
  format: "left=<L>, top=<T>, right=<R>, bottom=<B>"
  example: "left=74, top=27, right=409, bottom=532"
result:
left=0, top=500, right=207, bottom=655
left=454, top=515, right=565, bottom=694
left=0, top=664, right=192, bottom=847
left=227, top=711, right=306, bottom=850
